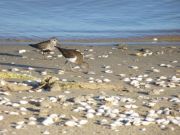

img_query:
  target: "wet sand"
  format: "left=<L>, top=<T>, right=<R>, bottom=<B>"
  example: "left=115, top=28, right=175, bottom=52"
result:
left=0, top=42, right=180, bottom=135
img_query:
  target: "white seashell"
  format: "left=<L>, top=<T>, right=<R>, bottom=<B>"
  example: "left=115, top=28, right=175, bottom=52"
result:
left=95, top=79, right=102, bottom=83
left=88, top=80, right=94, bottom=83
left=42, top=130, right=50, bottom=135
left=88, top=71, right=96, bottom=75
left=153, top=37, right=158, bottom=41
left=140, top=128, right=146, bottom=131
left=57, top=54, right=63, bottom=58
left=20, top=107, right=27, bottom=112
left=109, top=113, right=117, bottom=118
left=0, top=115, right=4, bottom=121
left=73, top=66, right=80, bottom=69
left=160, top=64, right=166, bottom=67
left=18, top=49, right=26, bottom=54
left=41, top=71, right=47, bottom=75
left=42, top=117, right=54, bottom=126
left=79, top=119, right=88, bottom=125
left=49, top=97, right=57, bottom=103
left=17, top=121, right=25, bottom=125
left=15, top=124, right=23, bottom=129
left=172, top=60, right=178, bottom=63
left=118, top=74, right=126, bottom=77
left=9, top=111, right=19, bottom=115
left=19, top=100, right=28, bottom=104
left=103, top=78, right=111, bottom=83
left=130, top=66, right=139, bottom=69
left=12, top=103, right=20, bottom=107
left=85, top=113, right=94, bottom=119
left=153, top=69, right=160, bottom=72
left=141, top=121, right=151, bottom=125
left=146, top=78, right=153, bottom=82
left=111, top=109, right=119, bottom=114
left=123, top=78, right=130, bottom=82
left=160, top=125, right=166, bottom=129
left=29, top=117, right=37, bottom=121
left=65, top=120, right=77, bottom=127
left=28, top=121, right=36, bottom=125
left=62, top=79, right=67, bottom=82
left=104, top=70, right=113, bottom=73
left=47, top=55, right=52, bottom=58
left=88, top=49, right=94, bottom=52
left=11, top=68, right=19, bottom=72
left=58, top=70, right=65, bottom=75
left=88, top=77, right=94, bottom=80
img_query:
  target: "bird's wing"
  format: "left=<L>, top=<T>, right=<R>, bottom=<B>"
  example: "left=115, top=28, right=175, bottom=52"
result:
left=59, top=48, right=79, bottom=58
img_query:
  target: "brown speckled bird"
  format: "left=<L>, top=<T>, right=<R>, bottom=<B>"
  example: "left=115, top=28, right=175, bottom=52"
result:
left=29, top=38, right=59, bottom=57
left=55, top=46, right=89, bottom=71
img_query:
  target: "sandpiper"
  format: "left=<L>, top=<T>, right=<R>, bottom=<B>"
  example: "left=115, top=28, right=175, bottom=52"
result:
left=55, top=46, right=89, bottom=71
left=29, top=38, right=59, bottom=58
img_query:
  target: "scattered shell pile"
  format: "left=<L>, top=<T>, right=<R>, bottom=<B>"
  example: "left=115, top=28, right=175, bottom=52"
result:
left=123, top=74, right=180, bottom=89
left=0, top=91, right=179, bottom=132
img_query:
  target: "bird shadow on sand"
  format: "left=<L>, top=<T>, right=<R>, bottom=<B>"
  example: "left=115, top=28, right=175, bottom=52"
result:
left=0, top=62, right=59, bottom=72
left=0, top=53, right=22, bottom=57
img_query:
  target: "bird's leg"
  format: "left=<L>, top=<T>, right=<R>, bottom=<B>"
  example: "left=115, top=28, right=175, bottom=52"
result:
left=41, top=51, right=47, bottom=60
left=61, top=60, right=68, bottom=71
left=69, top=63, right=75, bottom=72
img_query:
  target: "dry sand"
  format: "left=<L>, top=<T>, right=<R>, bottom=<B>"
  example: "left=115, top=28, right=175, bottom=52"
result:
left=0, top=42, right=180, bottom=135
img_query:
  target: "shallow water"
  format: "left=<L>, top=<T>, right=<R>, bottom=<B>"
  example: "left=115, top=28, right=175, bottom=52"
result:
left=0, top=0, right=180, bottom=39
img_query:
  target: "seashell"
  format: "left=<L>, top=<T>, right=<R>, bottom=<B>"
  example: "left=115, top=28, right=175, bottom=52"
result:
left=42, top=117, right=54, bottom=126
left=87, top=71, right=96, bottom=75
left=18, top=49, right=26, bottom=54
left=65, top=120, right=77, bottom=127
left=160, top=125, right=166, bottom=129
left=0, top=115, right=4, bottom=121
left=88, top=49, right=93, bottom=52
left=104, top=70, right=113, bottom=73
left=118, top=74, right=126, bottom=77
left=102, top=55, right=109, bottom=58
left=42, top=130, right=50, bottom=135
left=95, top=79, right=102, bottom=83
left=9, top=111, right=19, bottom=115
left=152, top=69, right=160, bottom=72
left=146, top=78, right=153, bottom=82
left=123, top=78, right=130, bottom=82
left=79, top=119, right=88, bottom=125
left=103, top=78, right=111, bottom=83
left=88, top=80, right=94, bottom=83
left=88, top=77, right=94, bottom=80
left=11, top=68, right=19, bottom=72
left=41, top=71, right=47, bottom=75
left=47, top=55, right=52, bottom=58
left=57, top=54, right=63, bottom=58
left=140, top=128, right=146, bottom=131
left=28, top=121, right=36, bottom=125
left=85, top=113, right=94, bottom=119
left=130, top=66, right=139, bottom=69
left=12, top=103, right=20, bottom=107
left=20, top=107, right=27, bottom=112
left=87, top=109, right=95, bottom=113
left=58, top=70, right=65, bottom=75
left=49, top=97, right=57, bottom=103
left=19, top=100, right=28, bottom=105
left=15, top=124, right=23, bottom=129
left=160, top=64, right=166, bottom=67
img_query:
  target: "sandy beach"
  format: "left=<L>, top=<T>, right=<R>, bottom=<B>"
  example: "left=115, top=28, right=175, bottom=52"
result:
left=0, top=41, right=180, bottom=135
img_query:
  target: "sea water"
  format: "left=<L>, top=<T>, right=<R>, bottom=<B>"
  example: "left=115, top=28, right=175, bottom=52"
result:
left=0, top=0, right=180, bottom=39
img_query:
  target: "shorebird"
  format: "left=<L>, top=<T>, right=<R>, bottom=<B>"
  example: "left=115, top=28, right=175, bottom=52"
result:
left=55, top=46, right=89, bottom=72
left=29, top=38, right=59, bottom=58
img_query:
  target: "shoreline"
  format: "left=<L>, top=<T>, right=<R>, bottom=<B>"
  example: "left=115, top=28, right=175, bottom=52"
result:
left=0, top=34, right=180, bottom=43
